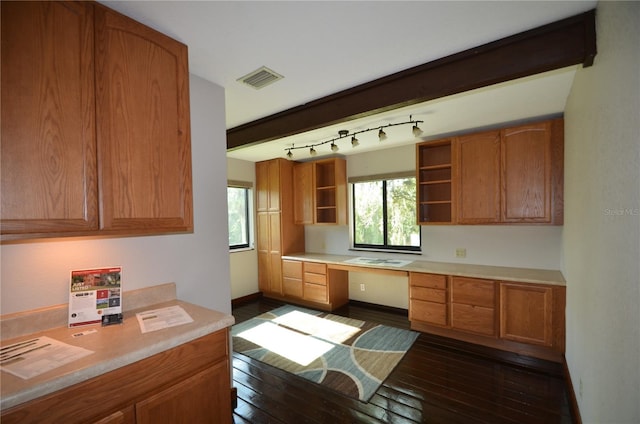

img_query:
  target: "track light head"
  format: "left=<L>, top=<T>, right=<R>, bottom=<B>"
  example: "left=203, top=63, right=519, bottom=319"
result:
left=286, top=150, right=293, bottom=159
left=412, top=124, right=423, bottom=137
left=330, top=142, right=339, bottom=152
left=378, top=128, right=387, bottom=141
left=310, top=146, right=317, bottom=156
left=351, top=136, right=359, bottom=147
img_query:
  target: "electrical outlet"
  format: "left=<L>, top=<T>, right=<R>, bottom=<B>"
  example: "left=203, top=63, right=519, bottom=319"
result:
left=360, top=283, right=365, bottom=291
left=455, top=248, right=467, bottom=258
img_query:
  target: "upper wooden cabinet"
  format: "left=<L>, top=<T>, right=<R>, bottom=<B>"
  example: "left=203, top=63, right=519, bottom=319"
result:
left=95, top=5, right=192, bottom=233
left=293, top=161, right=314, bottom=224
left=416, top=140, right=454, bottom=224
left=455, top=131, right=502, bottom=224
left=292, top=158, right=347, bottom=225
left=501, top=120, right=563, bottom=223
left=0, top=1, right=193, bottom=242
left=1, top=2, right=98, bottom=237
left=417, top=118, right=563, bottom=226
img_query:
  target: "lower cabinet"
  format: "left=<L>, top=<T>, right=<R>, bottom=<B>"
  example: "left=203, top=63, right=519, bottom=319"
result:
left=280, top=260, right=348, bottom=311
left=450, top=276, right=497, bottom=336
left=1, top=330, right=232, bottom=424
left=409, top=272, right=565, bottom=361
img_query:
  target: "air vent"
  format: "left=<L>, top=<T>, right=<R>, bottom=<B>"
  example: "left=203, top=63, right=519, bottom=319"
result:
left=237, top=66, right=284, bottom=89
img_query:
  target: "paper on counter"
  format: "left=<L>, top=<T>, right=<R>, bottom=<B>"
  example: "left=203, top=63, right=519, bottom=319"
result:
left=136, top=305, right=194, bottom=333
left=0, top=336, right=94, bottom=380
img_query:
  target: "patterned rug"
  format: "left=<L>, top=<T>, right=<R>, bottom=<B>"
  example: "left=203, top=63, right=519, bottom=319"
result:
left=231, top=305, right=419, bottom=402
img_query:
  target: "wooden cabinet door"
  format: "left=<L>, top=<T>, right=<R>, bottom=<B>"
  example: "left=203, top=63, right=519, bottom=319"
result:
left=136, top=361, right=231, bottom=424
left=455, top=131, right=501, bottom=223
left=1, top=1, right=98, bottom=239
left=450, top=277, right=496, bottom=336
left=95, top=5, right=192, bottom=233
left=500, top=283, right=553, bottom=346
left=501, top=122, right=552, bottom=222
left=255, top=161, right=269, bottom=212
left=267, top=160, right=282, bottom=211
left=293, top=162, right=314, bottom=224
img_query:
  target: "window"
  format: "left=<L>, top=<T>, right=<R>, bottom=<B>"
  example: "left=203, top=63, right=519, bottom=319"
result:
left=352, top=175, right=420, bottom=252
left=228, top=183, right=252, bottom=250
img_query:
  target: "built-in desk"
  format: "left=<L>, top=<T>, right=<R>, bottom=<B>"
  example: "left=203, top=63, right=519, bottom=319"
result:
left=282, top=252, right=566, bottom=286
left=280, top=253, right=566, bottom=362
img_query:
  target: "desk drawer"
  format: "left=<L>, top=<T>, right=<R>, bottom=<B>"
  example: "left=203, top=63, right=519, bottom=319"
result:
left=304, top=283, right=327, bottom=303
left=451, top=303, right=496, bottom=336
left=451, top=277, right=495, bottom=308
left=304, top=272, right=326, bottom=285
left=410, top=299, right=447, bottom=326
left=304, top=262, right=326, bottom=275
left=410, top=272, right=447, bottom=289
left=410, top=286, right=446, bottom=303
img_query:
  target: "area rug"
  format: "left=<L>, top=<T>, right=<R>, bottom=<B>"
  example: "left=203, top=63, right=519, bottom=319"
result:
left=231, top=305, right=419, bottom=402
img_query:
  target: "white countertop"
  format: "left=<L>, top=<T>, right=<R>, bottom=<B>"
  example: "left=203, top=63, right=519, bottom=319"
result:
left=1, top=297, right=234, bottom=411
left=282, top=253, right=566, bottom=286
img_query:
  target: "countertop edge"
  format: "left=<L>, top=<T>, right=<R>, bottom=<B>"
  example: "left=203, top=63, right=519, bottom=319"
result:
left=282, top=253, right=566, bottom=286
left=1, top=300, right=234, bottom=411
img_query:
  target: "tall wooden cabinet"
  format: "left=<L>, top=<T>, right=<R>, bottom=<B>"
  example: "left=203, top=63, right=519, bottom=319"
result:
left=1, top=1, right=193, bottom=242
left=256, top=159, right=305, bottom=297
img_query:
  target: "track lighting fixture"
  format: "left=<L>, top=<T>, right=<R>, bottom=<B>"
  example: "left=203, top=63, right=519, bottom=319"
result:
left=284, top=116, right=424, bottom=159
left=378, top=128, right=387, bottom=141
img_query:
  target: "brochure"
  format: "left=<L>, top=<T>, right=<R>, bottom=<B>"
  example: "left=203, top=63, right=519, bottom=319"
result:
left=136, top=305, right=193, bottom=333
left=0, top=336, right=93, bottom=380
left=69, top=267, right=122, bottom=327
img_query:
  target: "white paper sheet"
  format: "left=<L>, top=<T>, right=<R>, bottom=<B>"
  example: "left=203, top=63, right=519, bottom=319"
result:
left=136, top=305, right=194, bottom=333
left=0, top=336, right=94, bottom=379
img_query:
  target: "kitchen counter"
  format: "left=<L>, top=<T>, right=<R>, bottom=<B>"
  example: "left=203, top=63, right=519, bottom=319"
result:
left=282, top=253, right=566, bottom=286
left=0, top=283, right=234, bottom=411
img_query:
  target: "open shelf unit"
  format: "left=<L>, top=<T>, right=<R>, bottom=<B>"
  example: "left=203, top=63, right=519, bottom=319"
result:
left=417, top=140, right=453, bottom=224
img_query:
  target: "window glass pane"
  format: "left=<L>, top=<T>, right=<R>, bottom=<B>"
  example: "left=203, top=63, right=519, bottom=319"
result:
left=353, top=181, right=384, bottom=245
left=228, top=187, right=248, bottom=247
left=386, top=178, right=420, bottom=247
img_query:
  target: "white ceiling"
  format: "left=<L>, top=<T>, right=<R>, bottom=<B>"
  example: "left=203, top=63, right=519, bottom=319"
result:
left=100, top=1, right=597, bottom=162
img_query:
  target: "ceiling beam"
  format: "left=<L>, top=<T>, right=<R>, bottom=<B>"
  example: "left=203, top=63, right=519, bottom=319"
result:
left=227, top=9, right=596, bottom=151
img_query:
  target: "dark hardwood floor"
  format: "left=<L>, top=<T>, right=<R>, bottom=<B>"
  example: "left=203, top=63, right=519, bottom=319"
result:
left=231, top=297, right=573, bottom=424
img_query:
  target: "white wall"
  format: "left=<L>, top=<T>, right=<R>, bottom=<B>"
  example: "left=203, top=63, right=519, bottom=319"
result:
left=563, top=2, right=640, bottom=423
left=0, top=74, right=232, bottom=316
left=227, top=157, right=259, bottom=299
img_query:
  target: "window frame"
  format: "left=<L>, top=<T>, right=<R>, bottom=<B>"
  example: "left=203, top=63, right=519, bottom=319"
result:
left=227, top=182, right=253, bottom=251
left=350, top=174, right=421, bottom=253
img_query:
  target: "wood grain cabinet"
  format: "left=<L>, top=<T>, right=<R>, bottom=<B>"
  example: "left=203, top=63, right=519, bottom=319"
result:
left=418, top=118, right=563, bottom=226
left=409, top=271, right=565, bottom=361
left=292, top=158, right=347, bottom=225
left=416, top=140, right=454, bottom=224
left=450, top=276, right=497, bottom=336
left=279, top=259, right=349, bottom=311
left=256, top=159, right=305, bottom=297
left=1, top=1, right=192, bottom=242
left=1, top=330, right=232, bottom=424
left=455, top=131, right=502, bottom=224
left=500, top=282, right=565, bottom=350
left=409, top=272, right=448, bottom=326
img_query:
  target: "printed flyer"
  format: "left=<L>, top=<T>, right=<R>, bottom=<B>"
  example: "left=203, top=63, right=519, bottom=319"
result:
left=69, top=267, right=122, bottom=327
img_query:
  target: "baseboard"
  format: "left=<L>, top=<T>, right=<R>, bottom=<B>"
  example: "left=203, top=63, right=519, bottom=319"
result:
left=346, top=299, right=408, bottom=316
left=562, top=356, right=582, bottom=424
left=231, top=292, right=263, bottom=307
